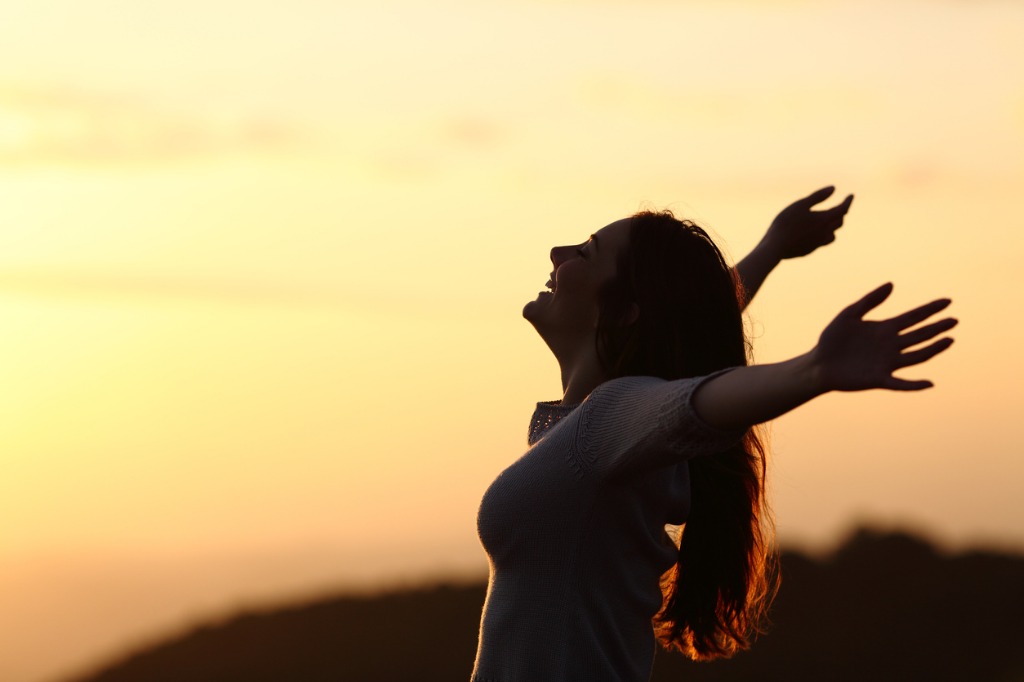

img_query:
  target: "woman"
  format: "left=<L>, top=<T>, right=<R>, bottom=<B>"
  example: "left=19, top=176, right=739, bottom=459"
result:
left=471, top=188, right=956, bottom=682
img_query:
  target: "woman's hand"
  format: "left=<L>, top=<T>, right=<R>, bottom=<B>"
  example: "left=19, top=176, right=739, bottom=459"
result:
left=812, top=283, right=957, bottom=392
left=762, top=186, right=854, bottom=260
left=693, top=283, right=956, bottom=430
left=734, top=186, right=854, bottom=309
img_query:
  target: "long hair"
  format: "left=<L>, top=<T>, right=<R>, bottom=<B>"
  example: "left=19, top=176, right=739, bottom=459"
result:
left=595, top=210, right=777, bottom=660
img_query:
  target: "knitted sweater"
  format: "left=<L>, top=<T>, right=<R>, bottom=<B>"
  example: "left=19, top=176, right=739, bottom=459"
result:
left=471, top=374, right=743, bottom=682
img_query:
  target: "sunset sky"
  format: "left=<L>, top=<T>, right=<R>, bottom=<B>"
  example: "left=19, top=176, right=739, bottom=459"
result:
left=1, top=1, right=1022, bottom=680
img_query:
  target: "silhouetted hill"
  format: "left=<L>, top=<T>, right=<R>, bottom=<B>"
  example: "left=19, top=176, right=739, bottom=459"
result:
left=70, top=528, right=1024, bottom=682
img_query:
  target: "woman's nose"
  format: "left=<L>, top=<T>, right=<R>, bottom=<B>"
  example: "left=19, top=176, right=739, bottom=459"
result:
left=550, top=245, right=573, bottom=268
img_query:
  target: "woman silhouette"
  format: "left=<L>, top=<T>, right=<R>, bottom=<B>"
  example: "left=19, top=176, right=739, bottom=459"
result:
left=470, top=187, right=956, bottom=682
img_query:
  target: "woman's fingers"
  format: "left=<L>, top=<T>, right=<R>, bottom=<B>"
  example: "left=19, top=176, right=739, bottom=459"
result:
left=843, top=282, right=895, bottom=319
left=886, top=298, right=952, bottom=331
left=883, top=335, right=955, bottom=390
left=823, top=194, right=854, bottom=221
left=898, top=317, right=959, bottom=349
left=895, top=337, right=955, bottom=369
left=843, top=286, right=954, bottom=329
left=882, top=376, right=934, bottom=391
left=798, top=185, right=836, bottom=208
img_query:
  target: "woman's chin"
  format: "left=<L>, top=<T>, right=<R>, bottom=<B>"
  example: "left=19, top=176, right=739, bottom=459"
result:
left=522, top=291, right=553, bottom=323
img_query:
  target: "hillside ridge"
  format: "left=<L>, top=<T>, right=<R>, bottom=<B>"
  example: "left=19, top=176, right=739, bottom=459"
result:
left=69, top=528, right=1024, bottom=682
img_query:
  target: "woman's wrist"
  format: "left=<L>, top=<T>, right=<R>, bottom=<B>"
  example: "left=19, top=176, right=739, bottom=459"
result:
left=795, top=349, right=832, bottom=398
left=754, top=233, right=785, bottom=266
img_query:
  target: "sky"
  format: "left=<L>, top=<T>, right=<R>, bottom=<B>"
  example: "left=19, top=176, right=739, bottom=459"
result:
left=0, top=0, right=1022, bottom=680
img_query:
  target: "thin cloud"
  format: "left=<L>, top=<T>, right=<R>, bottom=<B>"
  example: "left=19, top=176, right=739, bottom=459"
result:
left=351, top=114, right=508, bottom=182
left=0, top=84, right=303, bottom=165
left=0, top=267, right=481, bottom=319
left=439, top=116, right=505, bottom=149
left=0, top=267, right=361, bottom=310
left=575, top=74, right=880, bottom=127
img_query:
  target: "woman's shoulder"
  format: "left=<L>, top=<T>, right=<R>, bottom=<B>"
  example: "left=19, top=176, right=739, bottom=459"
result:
left=581, top=375, right=701, bottom=430
left=589, top=370, right=737, bottom=405
left=571, top=372, right=741, bottom=477
left=590, top=374, right=669, bottom=395
left=586, top=374, right=699, bottom=404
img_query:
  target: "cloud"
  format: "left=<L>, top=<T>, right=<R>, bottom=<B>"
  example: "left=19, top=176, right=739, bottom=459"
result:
left=439, top=116, right=505, bottom=149
left=575, top=73, right=880, bottom=127
left=0, top=267, right=360, bottom=310
left=0, top=267, right=477, bottom=318
left=350, top=114, right=508, bottom=182
left=0, top=84, right=303, bottom=165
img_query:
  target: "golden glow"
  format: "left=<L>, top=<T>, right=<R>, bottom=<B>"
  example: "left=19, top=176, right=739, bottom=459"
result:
left=0, top=1, right=1022, bottom=680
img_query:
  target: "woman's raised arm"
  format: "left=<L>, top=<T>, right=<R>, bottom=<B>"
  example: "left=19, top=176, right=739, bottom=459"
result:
left=734, top=186, right=855, bottom=309
left=693, top=283, right=957, bottom=431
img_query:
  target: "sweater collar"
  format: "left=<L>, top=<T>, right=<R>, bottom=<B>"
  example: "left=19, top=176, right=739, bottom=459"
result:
left=528, top=400, right=580, bottom=445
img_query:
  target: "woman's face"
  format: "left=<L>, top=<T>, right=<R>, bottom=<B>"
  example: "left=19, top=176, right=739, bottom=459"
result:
left=523, top=218, right=632, bottom=345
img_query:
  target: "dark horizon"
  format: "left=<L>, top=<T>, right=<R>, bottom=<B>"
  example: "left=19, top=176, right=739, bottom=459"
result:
left=67, top=526, right=1024, bottom=682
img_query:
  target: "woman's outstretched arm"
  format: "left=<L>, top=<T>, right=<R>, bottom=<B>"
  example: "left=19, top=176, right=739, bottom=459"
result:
left=734, top=186, right=854, bottom=309
left=693, top=283, right=957, bottom=431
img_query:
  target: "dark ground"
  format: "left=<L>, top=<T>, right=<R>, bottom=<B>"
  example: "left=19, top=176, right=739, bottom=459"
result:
left=69, top=528, right=1024, bottom=682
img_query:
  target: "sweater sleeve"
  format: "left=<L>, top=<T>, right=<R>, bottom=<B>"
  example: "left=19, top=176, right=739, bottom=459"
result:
left=570, top=372, right=746, bottom=478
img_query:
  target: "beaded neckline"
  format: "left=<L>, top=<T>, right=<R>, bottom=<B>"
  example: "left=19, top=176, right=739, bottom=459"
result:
left=528, top=400, right=580, bottom=445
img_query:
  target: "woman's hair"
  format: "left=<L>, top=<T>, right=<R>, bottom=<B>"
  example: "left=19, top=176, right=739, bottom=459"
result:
left=595, top=209, right=777, bottom=660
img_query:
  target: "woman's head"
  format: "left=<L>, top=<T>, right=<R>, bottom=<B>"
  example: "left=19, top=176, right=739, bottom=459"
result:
left=522, top=217, right=633, bottom=357
left=595, top=211, right=747, bottom=382
left=524, top=211, right=747, bottom=384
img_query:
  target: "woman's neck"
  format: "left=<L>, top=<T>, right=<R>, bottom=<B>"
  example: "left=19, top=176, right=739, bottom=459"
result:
left=558, top=348, right=607, bottom=405
left=537, top=328, right=608, bottom=405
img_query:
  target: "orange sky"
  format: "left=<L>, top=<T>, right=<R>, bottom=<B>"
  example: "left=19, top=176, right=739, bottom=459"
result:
left=0, top=1, right=1022, bottom=680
